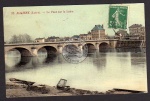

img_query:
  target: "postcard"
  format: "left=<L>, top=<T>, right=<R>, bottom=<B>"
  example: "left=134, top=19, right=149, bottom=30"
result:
left=3, top=3, right=147, bottom=98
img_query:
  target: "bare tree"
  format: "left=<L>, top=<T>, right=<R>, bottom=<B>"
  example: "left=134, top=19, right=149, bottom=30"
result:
left=24, top=34, right=32, bottom=42
left=9, top=34, right=33, bottom=43
left=10, top=35, right=18, bottom=43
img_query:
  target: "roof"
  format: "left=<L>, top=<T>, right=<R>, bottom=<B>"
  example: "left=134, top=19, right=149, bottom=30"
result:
left=35, top=38, right=45, bottom=40
left=64, top=37, right=70, bottom=39
left=129, top=24, right=142, bottom=28
left=87, top=31, right=91, bottom=34
left=47, top=36, right=59, bottom=39
left=72, top=35, right=79, bottom=38
left=91, top=25, right=104, bottom=31
left=80, top=34, right=87, bottom=36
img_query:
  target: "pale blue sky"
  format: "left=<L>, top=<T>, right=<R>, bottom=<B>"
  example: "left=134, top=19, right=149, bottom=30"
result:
left=3, top=3, right=145, bottom=41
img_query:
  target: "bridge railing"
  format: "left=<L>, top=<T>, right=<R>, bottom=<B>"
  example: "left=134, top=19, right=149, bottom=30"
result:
left=4, top=39, right=121, bottom=46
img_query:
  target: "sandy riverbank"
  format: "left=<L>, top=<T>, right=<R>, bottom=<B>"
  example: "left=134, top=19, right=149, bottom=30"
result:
left=6, top=80, right=144, bottom=98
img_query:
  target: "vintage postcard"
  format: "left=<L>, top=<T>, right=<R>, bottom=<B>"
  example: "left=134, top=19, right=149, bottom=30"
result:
left=3, top=3, right=147, bottom=98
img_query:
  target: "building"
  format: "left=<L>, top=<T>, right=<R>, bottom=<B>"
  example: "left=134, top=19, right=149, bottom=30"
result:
left=46, top=36, right=60, bottom=42
left=115, top=29, right=128, bottom=39
left=86, top=32, right=92, bottom=40
left=35, top=38, right=45, bottom=42
left=63, top=37, right=72, bottom=41
left=72, top=35, right=80, bottom=41
left=91, top=24, right=106, bottom=40
left=129, top=24, right=145, bottom=40
left=79, top=34, right=87, bottom=40
left=79, top=32, right=92, bottom=40
left=59, top=37, right=65, bottom=41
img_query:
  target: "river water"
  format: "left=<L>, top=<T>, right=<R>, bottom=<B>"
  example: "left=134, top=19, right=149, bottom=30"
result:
left=5, top=48, right=147, bottom=92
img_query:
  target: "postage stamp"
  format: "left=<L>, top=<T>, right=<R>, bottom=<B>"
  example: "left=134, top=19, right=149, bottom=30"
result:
left=62, top=40, right=88, bottom=64
left=109, top=6, right=128, bottom=29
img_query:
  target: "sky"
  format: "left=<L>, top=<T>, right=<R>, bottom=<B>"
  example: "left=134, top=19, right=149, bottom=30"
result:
left=3, top=3, right=145, bottom=42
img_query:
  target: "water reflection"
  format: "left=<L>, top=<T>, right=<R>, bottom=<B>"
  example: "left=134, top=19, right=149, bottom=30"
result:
left=5, top=56, right=21, bottom=71
left=15, top=57, right=32, bottom=69
left=5, top=48, right=147, bottom=92
left=5, top=48, right=146, bottom=72
left=116, top=47, right=146, bottom=53
left=91, top=50, right=107, bottom=71
left=131, top=52, right=146, bottom=66
left=5, top=55, right=58, bottom=72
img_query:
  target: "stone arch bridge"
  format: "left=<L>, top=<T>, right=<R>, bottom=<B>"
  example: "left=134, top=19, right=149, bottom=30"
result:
left=5, top=40, right=118, bottom=57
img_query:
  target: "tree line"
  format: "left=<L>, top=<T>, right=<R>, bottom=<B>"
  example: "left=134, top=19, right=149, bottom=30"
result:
left=9, top=34, right=33, bottom=43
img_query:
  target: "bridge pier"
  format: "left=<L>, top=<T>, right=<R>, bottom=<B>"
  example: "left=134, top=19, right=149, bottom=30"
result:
left=78, top=45, right=83, bottom=51
left=109, top=40, right=118, bottom=48
left=57, top=46, right=63, bottom=54
left=95, top=43, right=99, bottom=50
left=31, top=48, right=38, bottom=56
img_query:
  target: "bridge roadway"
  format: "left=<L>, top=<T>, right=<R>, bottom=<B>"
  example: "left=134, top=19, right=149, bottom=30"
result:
left=4, top=39, right=118, bottom=57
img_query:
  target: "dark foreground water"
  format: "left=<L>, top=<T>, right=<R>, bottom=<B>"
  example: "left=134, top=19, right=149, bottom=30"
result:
left=5, top=48, right=147, bottom=92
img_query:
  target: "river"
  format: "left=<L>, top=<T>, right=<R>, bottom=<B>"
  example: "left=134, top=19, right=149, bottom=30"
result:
left=5, top=48, right=147, bottom=92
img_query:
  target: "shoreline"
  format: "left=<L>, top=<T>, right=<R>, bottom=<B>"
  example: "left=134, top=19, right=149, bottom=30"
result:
left=6, top=79, right=145, bottom=98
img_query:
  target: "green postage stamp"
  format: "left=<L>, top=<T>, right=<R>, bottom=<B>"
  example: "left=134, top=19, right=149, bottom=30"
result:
left=109, top=6, right=128, bottom=29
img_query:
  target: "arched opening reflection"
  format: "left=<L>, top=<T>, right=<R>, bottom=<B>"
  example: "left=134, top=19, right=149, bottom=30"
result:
left=5, top=49, right=21, bottom=71
left=99, top=42, right=109, bottom=52
left=7, top=47, right=32, bottom=57
left=38, top=46, right=57, bottom=56
left=37, top=46, right=57, bottom=64
left=84, top=43, right=96, bottom=53
left=5, top=49, right=32, bottom=72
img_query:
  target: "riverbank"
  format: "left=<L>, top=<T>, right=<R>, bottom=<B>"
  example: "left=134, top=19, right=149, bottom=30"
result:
left=6, top=80, right=145, bottom=98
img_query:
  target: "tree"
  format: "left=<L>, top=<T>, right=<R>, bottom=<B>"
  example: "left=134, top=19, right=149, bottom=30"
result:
left=10, top=35, right=18, bottom=43
left=9, top=34, right=33, bottom=43
left=24, top=34, right=32, bottom=42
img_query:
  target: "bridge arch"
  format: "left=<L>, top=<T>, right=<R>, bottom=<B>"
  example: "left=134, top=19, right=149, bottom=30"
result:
left=37, top=45, right=58, bottom=56
left=63, top=43, right=78, bottom=48
left=5, top=47, right=32, bottom=57
left=99, top=42, right=109, bottom=49
left=84, top=43, right=96, bottom=50
left=63, top=44, right=78, bottom=53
